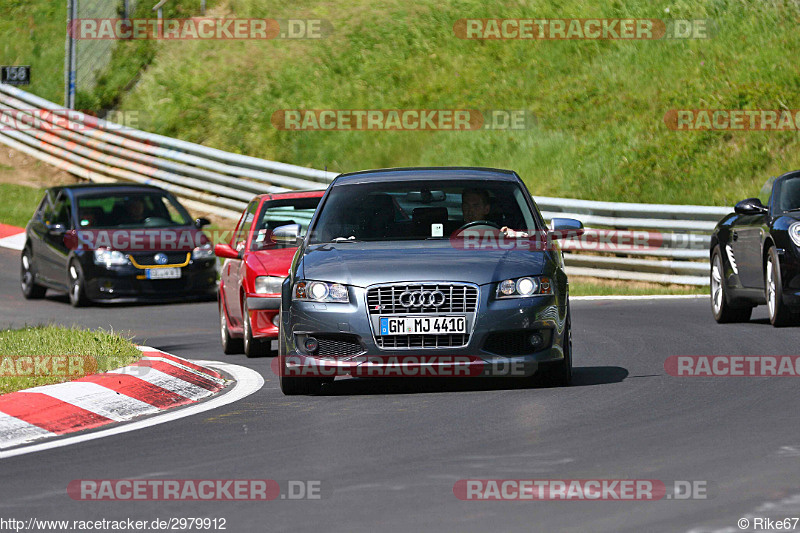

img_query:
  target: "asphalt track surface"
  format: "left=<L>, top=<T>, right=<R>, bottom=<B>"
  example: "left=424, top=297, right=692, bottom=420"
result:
left=1, top=246, right=800, bottom=533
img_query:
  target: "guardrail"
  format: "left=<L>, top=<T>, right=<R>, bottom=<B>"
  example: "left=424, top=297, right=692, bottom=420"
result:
left=0, top=84, right=722, bottom=286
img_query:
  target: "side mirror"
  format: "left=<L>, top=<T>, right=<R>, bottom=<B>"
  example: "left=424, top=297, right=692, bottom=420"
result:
left=271, top=224, right=302, bottom=245
left=548, top=218, right=584, bottom=240
left=47, top=223, right=67, bottom=236
left=195, top=217, right=211, bottom=228
left=214, top=243, right=240, bottom=260
left=734, top=197, right=768, bottom=215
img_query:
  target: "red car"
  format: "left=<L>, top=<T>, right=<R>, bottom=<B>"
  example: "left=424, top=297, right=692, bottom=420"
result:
left=215, top=191, right=325, bottom=357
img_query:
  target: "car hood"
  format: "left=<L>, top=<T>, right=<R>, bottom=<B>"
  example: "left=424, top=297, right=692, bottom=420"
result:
left=299, top=241, right=549, bottom=287
left=250, top=247, right=298, bottom=276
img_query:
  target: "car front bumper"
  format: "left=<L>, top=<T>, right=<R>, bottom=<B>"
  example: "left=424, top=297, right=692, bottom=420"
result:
left=281, top=285, right=568, bottom=378
left=82, top=259, right=217, bottom=302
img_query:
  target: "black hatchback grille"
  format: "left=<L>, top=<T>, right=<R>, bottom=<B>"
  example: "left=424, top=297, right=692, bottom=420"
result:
left=128, top=252, right=189, bottom=266
left=367, top=283, right=478, bottom=315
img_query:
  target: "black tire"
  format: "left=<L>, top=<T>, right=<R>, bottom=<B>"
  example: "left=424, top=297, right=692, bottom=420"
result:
left=766, top=246, right=795, bottom=327
left=68, top=260, right=88, bottom=308
left=243, top=300, right=268, bottom=357
left=219, top=297, right=243, bottom=355
left=540, top=315, right=572, bottom=387
left=20, top=248, right=46, bottom=299
left=710, top=246, right=753, bottom=323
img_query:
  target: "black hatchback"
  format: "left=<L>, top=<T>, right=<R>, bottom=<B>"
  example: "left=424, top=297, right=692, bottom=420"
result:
left=20, top=183, right=217, bottom=306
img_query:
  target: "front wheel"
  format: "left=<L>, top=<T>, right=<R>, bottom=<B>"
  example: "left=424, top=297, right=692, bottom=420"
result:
left=68, top=261, right=88, bottom=307
left=20, top=249, right=46, bottom=299
left=538, top=313, right=572, bottom=387
left=219, top=297, right=243, bottom=355
left=766, top=247, right=794, bottom=327
left=710, top=246, right=752, bottom=323
left=243, top=300, right=268, bottom=357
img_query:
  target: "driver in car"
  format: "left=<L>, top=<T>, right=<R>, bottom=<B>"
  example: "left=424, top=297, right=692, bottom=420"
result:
left=461, top=188, right=528, bottom=237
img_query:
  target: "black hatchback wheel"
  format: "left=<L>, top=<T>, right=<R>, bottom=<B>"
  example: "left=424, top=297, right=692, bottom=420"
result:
left=68, top=260, right=88, bottom=307
left=20, top=248, right=46, bottom=299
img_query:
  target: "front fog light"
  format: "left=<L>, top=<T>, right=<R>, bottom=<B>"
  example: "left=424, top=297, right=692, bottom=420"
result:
left=305, top=337, right=319, bottom=352
left=272, top=314, right=280, bottom=327
left=529, top=333, right=544, bottom=349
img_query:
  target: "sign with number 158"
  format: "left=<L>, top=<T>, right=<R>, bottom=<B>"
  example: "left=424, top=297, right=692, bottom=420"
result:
left=1, top=66, right=31, bottom=85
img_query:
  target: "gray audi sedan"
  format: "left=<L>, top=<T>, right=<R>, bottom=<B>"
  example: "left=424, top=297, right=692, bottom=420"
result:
left=276, top=167, right=582, bottom=394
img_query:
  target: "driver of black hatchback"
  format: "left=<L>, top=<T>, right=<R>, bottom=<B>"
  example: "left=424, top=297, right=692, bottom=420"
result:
left=460, top=188, right=527, bottom=237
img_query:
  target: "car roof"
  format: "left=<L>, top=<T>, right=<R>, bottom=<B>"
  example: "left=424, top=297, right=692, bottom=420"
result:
left=332, top=167, right=520, bottom=185
left=251, top=189, right=327, bottom=203
left=48, top=183, right=168, bottom=197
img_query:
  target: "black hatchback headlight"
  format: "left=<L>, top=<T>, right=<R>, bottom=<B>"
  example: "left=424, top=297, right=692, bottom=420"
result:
left=496, top=276, right=552, bottom=298
left=790, top=222, right=800, bottom=247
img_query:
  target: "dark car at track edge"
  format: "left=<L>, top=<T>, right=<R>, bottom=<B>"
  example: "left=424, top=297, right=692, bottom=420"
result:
left=710, top=170, right=800, bottom=326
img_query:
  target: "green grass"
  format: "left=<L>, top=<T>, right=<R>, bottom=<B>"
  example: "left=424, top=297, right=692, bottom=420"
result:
left=570, top=279, right=707, bottom=296
left=4, top=0, right=800, bottom=205
left=0, top=183, right=43, bottom=227
left=0, top=325, right=141, bottom=395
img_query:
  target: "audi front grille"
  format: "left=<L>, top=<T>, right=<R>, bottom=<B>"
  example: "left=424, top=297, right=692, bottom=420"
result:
left=366, top=283, right=479, bottom=314
left=366, top=282, right=479, bottom=350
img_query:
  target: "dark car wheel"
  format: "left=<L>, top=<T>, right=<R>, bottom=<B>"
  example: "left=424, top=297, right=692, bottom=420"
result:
left=711, top=246, right=753, bottom=323
left=766, top=246, right=795, bottom=327
left=279, top=369, right=323, bottom=396
left=219, top=297, right=243, bottom=355
left=68, top=260, right=88, bottom=307
left=20, top=248, right=46, bottom=299
left=243, top=300, right=268, bottom=358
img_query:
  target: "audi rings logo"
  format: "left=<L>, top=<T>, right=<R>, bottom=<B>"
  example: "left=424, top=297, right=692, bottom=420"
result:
left=399, top=290, right=446, bottom=308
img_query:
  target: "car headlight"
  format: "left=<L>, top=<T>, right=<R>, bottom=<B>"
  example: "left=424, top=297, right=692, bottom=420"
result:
left=496, top=276, right=552, bottom=298
left=255, top=276, right=285, bottom=295
left=192, top=243, right=215, bottom=260
left=293, top=280, right=349, bottom=303
left=790, top=222, right=800, bottom=247
left=93, top=249, right=129, bottom=267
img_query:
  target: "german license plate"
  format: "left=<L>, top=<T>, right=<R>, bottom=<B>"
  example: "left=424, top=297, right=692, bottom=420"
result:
left=146, top=268, right=181, bottom=280
left=380, top=316, right=466, bottom=335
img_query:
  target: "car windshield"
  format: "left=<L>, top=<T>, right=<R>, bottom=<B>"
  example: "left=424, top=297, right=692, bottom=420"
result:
left=251, top=196, right=321, bottom=250
left=308, top=180, right=538, bottom=243
left=774, top=175, right=800, bottom=213
left=76, top=192, right=192, bottom=228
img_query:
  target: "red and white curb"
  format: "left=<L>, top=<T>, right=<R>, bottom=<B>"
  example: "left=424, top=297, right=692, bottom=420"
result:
left=0, top=346, right=264, bottom=458
left=0, top=223, right=25, bottom=251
